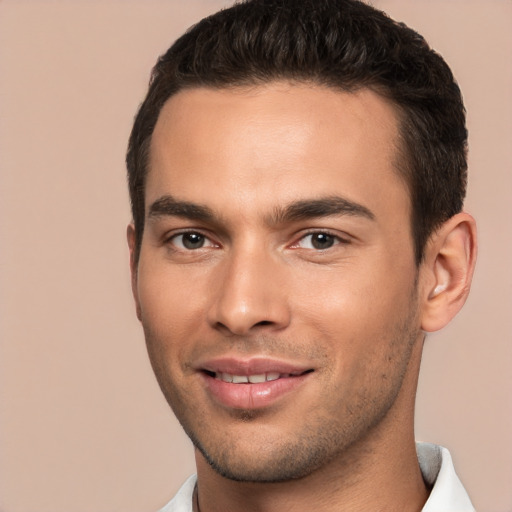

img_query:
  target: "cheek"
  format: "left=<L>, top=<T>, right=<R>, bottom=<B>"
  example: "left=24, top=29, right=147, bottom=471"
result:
left=295, top=264, right=409, bottom=328
left=136, top=261, right=207, bottom=350
left=136, top=266, right=202, bottom=405
left=291, top=260, right=418, bottom=368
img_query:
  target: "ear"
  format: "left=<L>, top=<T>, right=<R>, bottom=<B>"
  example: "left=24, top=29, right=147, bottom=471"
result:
left=419, top=212, right=477, bottom=332
left=127, top=223, right=142, bottom=322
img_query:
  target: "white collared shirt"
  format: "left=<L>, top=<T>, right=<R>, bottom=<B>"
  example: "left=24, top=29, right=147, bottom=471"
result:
left=158, top=443, right=475, bottom=512
left=417, top=442, right=475, bottom=512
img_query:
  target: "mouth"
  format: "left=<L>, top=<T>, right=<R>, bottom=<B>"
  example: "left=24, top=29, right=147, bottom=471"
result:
left=198, top=359, right=314, bottom=410
left=203, top=369, right=313, bottom=384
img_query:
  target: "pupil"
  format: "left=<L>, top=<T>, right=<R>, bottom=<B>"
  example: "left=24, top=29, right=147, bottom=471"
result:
left=183, top=233, right=204, bottom=249
left=312, top=233, right=334, bottom=249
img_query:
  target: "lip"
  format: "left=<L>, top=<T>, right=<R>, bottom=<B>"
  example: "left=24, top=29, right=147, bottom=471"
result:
left=196, top=357, right=314, bottom=410
left=198, top=356, right=312, bottom=376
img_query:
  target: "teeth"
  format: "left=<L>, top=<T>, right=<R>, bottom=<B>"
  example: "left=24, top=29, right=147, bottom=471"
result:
left=248, top=374, right=266, bottom=383
left=215, top=372, right=284, bottom=383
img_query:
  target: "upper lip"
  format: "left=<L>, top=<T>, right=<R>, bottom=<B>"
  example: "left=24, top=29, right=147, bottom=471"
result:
left=195, top=356, right=314, bottom=376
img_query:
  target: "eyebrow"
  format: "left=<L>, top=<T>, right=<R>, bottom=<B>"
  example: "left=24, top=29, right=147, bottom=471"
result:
left=148, top=195, right=215, bottom=221
left=268, top=196, right=375, bottom=225
left=147, top=194, right=375, bottom=225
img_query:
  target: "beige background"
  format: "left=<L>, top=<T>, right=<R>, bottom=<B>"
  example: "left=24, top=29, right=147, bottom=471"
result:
left=0, top=1, right=510, bottom=511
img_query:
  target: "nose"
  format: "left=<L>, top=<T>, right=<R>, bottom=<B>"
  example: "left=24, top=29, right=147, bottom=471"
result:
left=207, top=245, right=291, bottom=336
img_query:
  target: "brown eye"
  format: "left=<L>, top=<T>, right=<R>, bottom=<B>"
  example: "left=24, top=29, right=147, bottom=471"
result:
left=310, top=233, right=335, bottom=249
left=172, top=232, right=209, bottom=250
left=297, top=232, right=338, bottom=250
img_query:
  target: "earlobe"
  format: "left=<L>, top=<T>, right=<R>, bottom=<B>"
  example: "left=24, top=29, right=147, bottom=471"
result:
left=127, top=224, right=142, bottom=322
left=420, top=212, right=477, bottom=333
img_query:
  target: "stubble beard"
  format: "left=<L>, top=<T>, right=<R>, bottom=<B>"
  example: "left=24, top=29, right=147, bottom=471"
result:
left=144, top=285, right=422, bottom=484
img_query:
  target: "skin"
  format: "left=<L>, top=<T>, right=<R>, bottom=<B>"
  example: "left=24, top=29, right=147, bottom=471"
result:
left=128, top=82, right=477, bottom=511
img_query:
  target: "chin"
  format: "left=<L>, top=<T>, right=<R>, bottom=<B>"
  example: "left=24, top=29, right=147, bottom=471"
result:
left=187, top=420, right=342, bottom=483
left=199, top=446, right=326, bottom=483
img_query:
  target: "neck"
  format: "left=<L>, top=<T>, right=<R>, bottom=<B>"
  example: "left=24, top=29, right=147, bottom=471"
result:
left=195, top=340, right=428, bottom=512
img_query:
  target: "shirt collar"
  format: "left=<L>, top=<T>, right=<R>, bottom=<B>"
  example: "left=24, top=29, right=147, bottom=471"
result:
left=417, top=442, right=475, bottom=512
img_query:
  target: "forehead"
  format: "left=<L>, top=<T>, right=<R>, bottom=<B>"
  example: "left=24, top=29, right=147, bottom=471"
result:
left=147, top=82, right=409, bottom=220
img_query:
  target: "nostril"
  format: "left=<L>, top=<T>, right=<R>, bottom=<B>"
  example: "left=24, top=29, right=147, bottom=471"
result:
left=255, top=320, right=273, bottom=327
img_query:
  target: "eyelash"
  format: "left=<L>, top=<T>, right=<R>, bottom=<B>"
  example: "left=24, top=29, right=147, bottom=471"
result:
left=165, top=229, right=350, bottom=252
left=166, top=230, right=218, bottom=251
left=291, top=230, right=351, bottom=250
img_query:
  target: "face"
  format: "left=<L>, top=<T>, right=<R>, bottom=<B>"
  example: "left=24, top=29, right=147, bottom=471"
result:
left=130, top=83, right=424, bottom=482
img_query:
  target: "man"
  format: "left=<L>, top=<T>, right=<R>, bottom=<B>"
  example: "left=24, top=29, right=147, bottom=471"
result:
left=126, top=0, right=477, bottom=510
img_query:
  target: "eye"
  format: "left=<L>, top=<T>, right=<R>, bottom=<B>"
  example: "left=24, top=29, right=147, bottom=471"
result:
left=170, top=232, right=215, bottom=250
left=296, top=232, right=343, bottom=250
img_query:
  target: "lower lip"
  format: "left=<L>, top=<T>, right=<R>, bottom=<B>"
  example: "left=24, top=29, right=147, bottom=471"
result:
left=201, top=373, right=311, bottom=410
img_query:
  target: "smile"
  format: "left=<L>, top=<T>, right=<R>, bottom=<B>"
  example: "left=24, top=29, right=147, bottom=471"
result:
left=209, top=371, right=310, bottom=384
left=200, top=364, right=314, bottom=410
